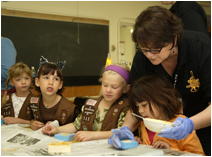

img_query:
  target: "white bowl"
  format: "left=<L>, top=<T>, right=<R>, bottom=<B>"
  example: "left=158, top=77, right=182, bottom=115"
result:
left=143, top=118, right=173, bottom=133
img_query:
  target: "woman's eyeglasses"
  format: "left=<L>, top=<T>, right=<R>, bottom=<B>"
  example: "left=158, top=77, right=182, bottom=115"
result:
left=136, top=43, right=162, bottom=54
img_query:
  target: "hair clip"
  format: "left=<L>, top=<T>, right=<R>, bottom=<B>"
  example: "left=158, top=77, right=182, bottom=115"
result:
left=39, top=56, right=66, bottom=70
left=37, top=56, right=66, bottom=76
left=39, top=55, right=49, bottom=67
left=56, top=60, right=66, bottom=71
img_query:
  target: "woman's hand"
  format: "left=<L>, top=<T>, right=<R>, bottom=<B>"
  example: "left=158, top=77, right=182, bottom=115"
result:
left=75, top=131, right=95, bottom=142
left=42, top=124, right=58, bottom=135
left=31, top=120, right=44, bottom=130
left=158, top=117, right=194, bottom=140
left=134, top=136, right=143, bottom=144
left=153, top=141, right=170, bottom=149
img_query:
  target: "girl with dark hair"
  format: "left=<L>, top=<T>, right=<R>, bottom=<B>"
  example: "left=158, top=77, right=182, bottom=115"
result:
left=128, top=75, right=204, bottom=155
left=29, top=56, right=80, bottom=130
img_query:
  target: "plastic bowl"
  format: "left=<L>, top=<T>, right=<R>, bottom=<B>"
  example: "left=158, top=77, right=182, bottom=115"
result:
left=143, top=118, right=173, bottom=133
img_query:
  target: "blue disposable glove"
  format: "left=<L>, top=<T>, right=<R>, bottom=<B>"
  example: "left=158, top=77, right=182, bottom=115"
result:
left=108, top=126, right=135, bottom=149
left=158, top=117, right=194, bottom=140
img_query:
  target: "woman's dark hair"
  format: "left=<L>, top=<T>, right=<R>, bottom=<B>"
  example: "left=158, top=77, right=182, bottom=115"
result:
left=132, top=6, right=183, bottom=49
left=35, top=63, right=64, bottom=94
left=129, top=74, right=182, bottom=121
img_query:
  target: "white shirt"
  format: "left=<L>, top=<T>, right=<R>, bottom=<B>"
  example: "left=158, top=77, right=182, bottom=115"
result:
left=11, top=93, right=26, bottom=118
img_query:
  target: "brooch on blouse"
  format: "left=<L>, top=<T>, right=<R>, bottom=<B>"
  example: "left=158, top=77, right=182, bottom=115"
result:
left=186, top=71, right=200, bottom=92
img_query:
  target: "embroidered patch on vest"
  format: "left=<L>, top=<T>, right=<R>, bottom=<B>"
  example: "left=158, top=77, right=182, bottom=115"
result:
left=186, top=71, right=200, bottom=92
left=33, top=113, right=39, bottom=120
left=83, top=116, right=90, bottom=122
left=30, top=104, right=38, bottom=112
left=86, top=99, right=97, bottom=106
left=61, top=110, right=67, bottom=122
left=82, top=124, right=88, bottom=131
left=4, top=103, right=11, bottom=107
left=84, top=106, right=95, bottom=116
left=119, top=101, right=123, bottom=105
left=4, top=105, right=11, bottom=110
left=30, top=97, right=39, bottom=103
left=114, top=109, right=118, bottom=113
left=111, top=108, right=119, bottom=121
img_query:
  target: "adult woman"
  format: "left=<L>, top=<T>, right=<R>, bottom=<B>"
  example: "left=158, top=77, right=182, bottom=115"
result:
left=109, top=6, right=211, bottom=155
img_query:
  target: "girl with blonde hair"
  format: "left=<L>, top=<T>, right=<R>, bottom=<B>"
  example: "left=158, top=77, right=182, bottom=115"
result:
left=42, top=63, right=131, bottom=142
left=1, top=62, right=33, bottom=124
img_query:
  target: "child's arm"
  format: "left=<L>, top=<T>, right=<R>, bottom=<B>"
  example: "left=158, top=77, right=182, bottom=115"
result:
left=122, top=110, right=139, bottom=132
left=3, top=117, right=30, bottom=125
left=42, top=123, right=78, bottom=135
left=75, top=131, right=113, bottom=142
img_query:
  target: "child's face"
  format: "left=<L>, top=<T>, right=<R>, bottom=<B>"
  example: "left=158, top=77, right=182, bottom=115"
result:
left=101, top=72, right=128, bottom=104
left=35, top=71, right=62, bottom=96
left=136, top=101, right=161, bottom=120
left=10, top=73, right=31, bottom=93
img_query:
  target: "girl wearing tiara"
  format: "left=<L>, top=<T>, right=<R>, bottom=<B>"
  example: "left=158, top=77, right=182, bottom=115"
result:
left=29, top=56, right=80, bottom=130
left=42, top=63, right=131, bottom=141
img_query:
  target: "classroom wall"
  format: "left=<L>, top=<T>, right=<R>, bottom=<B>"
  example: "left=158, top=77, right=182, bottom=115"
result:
left=120, top=27, right=135, bottom=69
left=1, top=1, right=211, bottom=64
left=1, top=1, right=169, bottom=64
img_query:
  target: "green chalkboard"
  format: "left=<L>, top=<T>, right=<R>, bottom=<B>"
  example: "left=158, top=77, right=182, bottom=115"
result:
left=1, top=15, right=109, bottom=86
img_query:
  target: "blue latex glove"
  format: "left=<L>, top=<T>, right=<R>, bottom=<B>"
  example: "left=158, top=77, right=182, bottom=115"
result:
left=158, top=117, right=194, bottom=140
left=108, top=126, right=135, bottom=149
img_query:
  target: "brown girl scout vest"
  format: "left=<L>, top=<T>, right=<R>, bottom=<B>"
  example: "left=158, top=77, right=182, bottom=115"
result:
left=29, top=95, right=76, bottom=126
left=1, top=92, right=33, bottom=120
left=80, top=95, right=129, bottom=131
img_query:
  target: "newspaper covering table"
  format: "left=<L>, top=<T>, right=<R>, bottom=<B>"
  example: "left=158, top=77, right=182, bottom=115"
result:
left=1, top=124, right=201, bottom=156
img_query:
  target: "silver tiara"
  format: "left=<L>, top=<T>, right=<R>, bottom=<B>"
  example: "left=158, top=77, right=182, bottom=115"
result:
left=37, top=56, right=66, bottom=76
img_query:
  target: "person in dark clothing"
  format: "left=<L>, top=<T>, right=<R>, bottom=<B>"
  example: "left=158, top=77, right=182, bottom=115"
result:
left=162, top=1, right=209, bottom=36
left=109, top=6, right=211, bottom=155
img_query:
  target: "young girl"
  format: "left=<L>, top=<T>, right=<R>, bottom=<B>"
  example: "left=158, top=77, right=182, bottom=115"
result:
left=30, top=56, right=80, bottom=130
left=1, top=62, right=33, bottom=124
left=42, top=63, right=130, bottom=142
left=129, top=75, right=204, bottom=155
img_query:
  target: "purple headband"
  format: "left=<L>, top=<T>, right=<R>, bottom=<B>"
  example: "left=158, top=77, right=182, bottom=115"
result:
left=104, top=65, right=130, bottom=84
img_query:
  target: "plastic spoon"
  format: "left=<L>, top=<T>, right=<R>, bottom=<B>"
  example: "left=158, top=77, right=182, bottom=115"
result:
left=131, top=113, right=145, bottom=120
left=131, top=113, right=174, bottom=133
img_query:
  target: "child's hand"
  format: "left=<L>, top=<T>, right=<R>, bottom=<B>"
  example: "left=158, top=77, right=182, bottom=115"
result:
left=153, top=141, right=170, bottom=149
left=134, top=136, right=143, bottom=144
left=31, top=120, right=44, bottom=130
left=46, top=121, right=53, bottom=125
left=42, top=124, right=58, bottom=135
left=4, top=117, right=18, bottom=124
left=75, top=131, right=95, bottom=142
